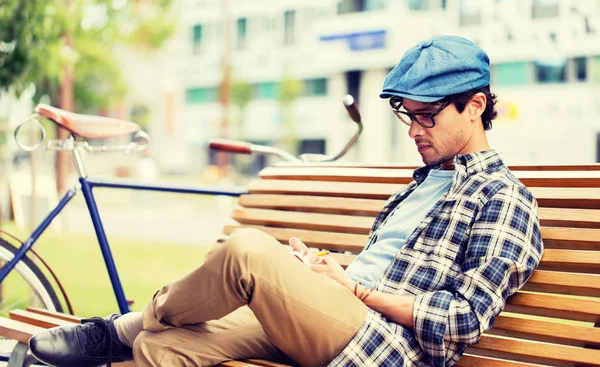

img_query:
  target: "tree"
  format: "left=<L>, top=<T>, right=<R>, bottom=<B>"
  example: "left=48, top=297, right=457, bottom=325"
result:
left=278, top=75, right=303, bottom=154
left=230, top=78, right=253, bottom=139
left=0, top=0, right=175, bottom=112
left=1, top=0, right=175, bottom=194
left=0, top=0, right=62, bottom=94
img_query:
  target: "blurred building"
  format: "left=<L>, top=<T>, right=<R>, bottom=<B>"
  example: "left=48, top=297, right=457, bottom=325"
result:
left=171, top=0, right=600, bottom=172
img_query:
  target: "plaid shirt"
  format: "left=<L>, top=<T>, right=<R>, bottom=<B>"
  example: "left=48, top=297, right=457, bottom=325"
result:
left=329, top=149, right=543, bottom=367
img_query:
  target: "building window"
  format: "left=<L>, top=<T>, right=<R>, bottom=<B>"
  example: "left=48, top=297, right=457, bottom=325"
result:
left=532, top=0, right=560, bottom=19
left=254, top=82, right=280, bottom=99
left=407, top=0, right=428, bottom=10
left=535, top=59, right=566, bottom=83
left=284, top=10, right=296, bottom=46
left=597, top=133, right=600, bottom=163
left=192, top=24, right=203, bottom=53
left=365, top=0, right=386, bottom=10
left=494, top=62, right=530, bottom=86
left=303, top=78, right=328, bottom=96
left=193, top=24, right=203, bottom=45
left=337, top=0, right=366, bottom=14
left=573, top=57, right=587, bottom=82
left=346, top=70, right=362, bottom=105
left=299, top=139, right=326, bottom=155
left=237, top=17, right=247, bottom=50
left=459, top=0, right=481, bottom=26
left=186, top=87, right=218, bottom=104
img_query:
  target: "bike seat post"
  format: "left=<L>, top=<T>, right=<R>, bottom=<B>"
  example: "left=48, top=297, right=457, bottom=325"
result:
left=70, top=135, right=88, bottom=178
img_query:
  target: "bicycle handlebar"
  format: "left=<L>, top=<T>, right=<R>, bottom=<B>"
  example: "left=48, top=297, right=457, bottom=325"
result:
left=343, top=95, right=361, bottom=124
left=208, top=140, right=252, bottom=155
left=209, top=94, right=363, bottom=163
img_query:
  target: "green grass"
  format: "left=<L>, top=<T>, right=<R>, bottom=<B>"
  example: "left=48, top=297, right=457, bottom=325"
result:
left=2, top=222, right=212, bottom=318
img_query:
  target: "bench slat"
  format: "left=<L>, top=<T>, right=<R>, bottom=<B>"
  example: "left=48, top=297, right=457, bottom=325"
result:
left=0, top=317, right=44, bottom=344
left=223, top=225, right=365, bottom=253
left=523, top=270, right=600, bottom=297
left=219, top=361, right=283, bottom=367
left=239, top=195, right=600, bottom=229
left=235, top=360, right=297, bottom=367
left=26, top=307, right=82, bottom=323
left=472, top=334, right=600, bottom=365
left=491, top=314, right=600, bottom=347
left=540, top=249, right=600, bottom=273
left=239, top=194, right=385, bottom=216
left=232, top=208, right=373, bottom=235
left=530, top=187, right=600, bottom=209
left=10, top=310, right=76, bottom=328
left=538, top=208, right=600, bottom=229
left=457, top=354, right=552, bottom=366
left=541, top=227, right=600, bottom=250
left=248, top=180, right=600, bottom=209
left=248, top=179, right=400, bottom=199
left=260, top=167, right=600, bottom=187
left=274, top=162, right=600, bottom=171
left=505, top=292, right=600, bottom=322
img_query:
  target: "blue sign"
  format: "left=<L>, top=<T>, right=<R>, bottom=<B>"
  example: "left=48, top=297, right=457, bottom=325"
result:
left=320, top=30, right=387, bottom=51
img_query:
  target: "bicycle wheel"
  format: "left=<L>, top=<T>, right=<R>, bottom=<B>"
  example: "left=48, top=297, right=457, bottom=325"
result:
left=0, top=238, right=63, bottom=316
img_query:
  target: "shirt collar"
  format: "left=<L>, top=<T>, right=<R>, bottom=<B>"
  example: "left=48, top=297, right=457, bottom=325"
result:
left=412, top=149, right=504, bottom=184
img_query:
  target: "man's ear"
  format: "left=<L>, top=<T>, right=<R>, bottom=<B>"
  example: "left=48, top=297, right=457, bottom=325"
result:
left=468, top=92, right=486, bottom=120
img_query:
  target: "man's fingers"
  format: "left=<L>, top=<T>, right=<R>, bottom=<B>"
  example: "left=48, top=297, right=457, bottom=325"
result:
left=308, top=253, right=320, bottom=264
left=289, top=237, right=308, bottom=255
left=309, top=264, right=328, bottom=273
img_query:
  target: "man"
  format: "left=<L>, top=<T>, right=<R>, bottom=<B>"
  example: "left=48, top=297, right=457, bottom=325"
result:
left=29, top=35, right=543, bottom=367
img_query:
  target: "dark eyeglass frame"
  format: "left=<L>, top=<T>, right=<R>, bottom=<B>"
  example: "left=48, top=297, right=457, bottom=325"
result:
left=389, top=97, right=451, bottom=128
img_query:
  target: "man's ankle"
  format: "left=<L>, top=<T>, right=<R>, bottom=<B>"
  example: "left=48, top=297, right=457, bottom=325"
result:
left=112, top=311, right=144, bottom=348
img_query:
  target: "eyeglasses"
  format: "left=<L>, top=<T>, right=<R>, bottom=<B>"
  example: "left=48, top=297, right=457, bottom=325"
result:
left=389, top=97, right=451, bottom=128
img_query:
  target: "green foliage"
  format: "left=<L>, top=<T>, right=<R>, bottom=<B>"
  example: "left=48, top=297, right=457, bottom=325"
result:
left=278, top=75, right=303, bottom=105
left=231, top=79, right=253, bottom=109
left=277, top=75, right=302, bottom=154
left=0, top=0, right=65, bottom=95
left=72, top=37, right=127, bottom=111
left=0, top=0, right=175, bottom=112
left=130, top=102, right=151, bottom=132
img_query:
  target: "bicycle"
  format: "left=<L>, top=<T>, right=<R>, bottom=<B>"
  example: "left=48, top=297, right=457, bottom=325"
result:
left=0, top=95, right=363, bottom=324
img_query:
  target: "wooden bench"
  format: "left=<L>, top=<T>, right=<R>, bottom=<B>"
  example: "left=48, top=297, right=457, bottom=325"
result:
left=2, top=164, right=599, bottom=367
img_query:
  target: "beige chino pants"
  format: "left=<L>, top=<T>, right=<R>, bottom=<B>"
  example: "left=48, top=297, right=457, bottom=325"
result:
left=135, top=228, right=369, bottom=367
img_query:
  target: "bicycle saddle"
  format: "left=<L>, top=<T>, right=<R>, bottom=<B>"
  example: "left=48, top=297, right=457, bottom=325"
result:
left=35, top=104, right=140, bottom=139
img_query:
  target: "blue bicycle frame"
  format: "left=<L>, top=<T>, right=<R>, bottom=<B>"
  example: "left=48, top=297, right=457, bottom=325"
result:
left=0, top=175, right=247, bottom=314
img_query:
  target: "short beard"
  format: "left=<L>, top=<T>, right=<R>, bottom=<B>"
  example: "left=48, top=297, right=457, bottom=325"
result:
left=423, top=149, right=454, bottom=168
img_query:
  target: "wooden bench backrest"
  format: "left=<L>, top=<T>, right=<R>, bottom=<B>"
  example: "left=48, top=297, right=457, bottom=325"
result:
left=225, top=165, right=600, bottom=367
left=1, top=165, right=598, bottom=367
left=277, top=163, right=600, bottom=171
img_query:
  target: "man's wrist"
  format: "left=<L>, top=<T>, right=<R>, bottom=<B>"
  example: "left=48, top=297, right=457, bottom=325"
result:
left=344, top=279, right=357, bottom=292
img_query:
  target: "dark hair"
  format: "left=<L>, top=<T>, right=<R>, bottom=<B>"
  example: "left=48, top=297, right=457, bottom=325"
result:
left=440, top=85, right=497, bottom=130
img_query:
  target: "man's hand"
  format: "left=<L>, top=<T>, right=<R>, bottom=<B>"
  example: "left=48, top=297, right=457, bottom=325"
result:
left=289, top=237, right=352, bottom=289
left=309, top=255, right=354, bottom=291
left=289, top=237, right=308, bottom=257
left=289, top=237, right=415, bottom=328
left=289, top=237, right=319, bottom=264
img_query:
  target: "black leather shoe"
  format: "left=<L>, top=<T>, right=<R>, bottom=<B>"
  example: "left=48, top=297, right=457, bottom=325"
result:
left=29, top=314, right=133, bottom=367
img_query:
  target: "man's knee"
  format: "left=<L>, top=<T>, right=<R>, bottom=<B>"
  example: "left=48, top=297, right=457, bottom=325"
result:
left=225, top=228, right=279, bottom=258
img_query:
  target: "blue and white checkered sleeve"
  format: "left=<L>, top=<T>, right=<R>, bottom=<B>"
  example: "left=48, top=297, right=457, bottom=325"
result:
left=411, top=185, right=544, bottom=366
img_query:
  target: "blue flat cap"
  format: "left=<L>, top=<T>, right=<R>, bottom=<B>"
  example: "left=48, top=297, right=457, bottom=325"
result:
left=380, top=35, right=490, bottom=102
